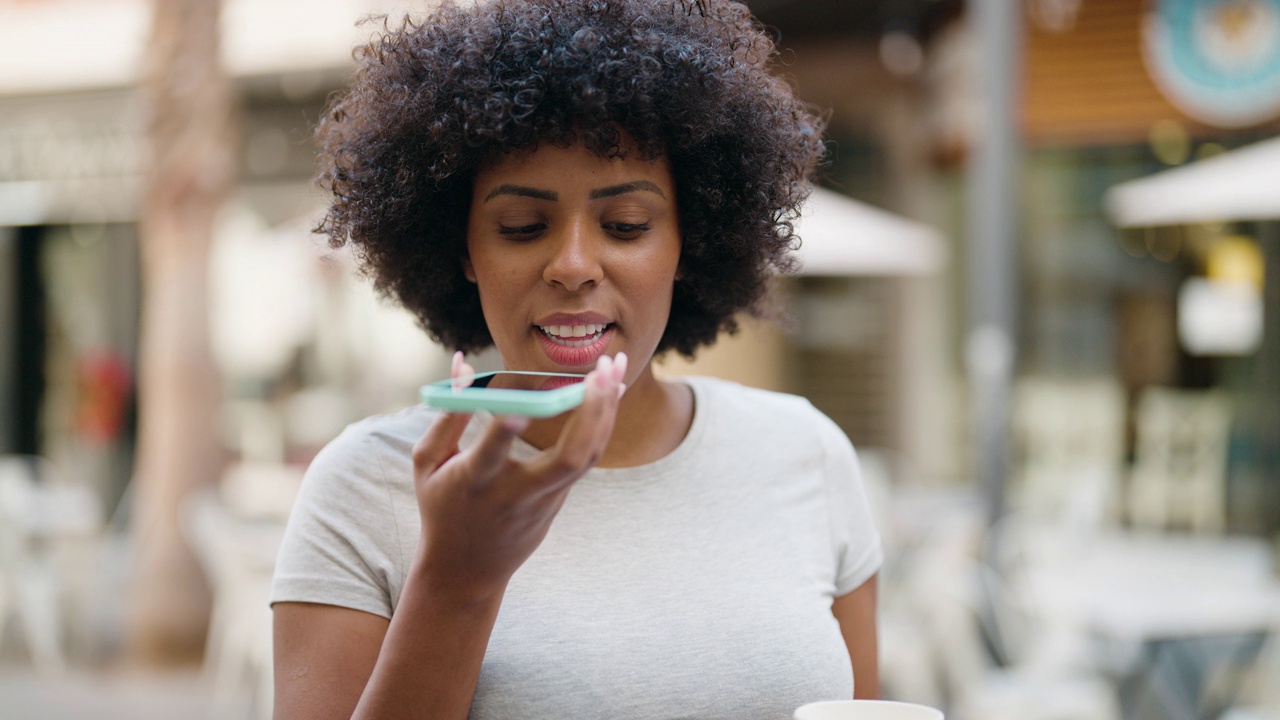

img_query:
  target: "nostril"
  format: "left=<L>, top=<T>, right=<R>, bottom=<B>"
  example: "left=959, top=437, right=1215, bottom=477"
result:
left=543, top=247, right=605, bottom=289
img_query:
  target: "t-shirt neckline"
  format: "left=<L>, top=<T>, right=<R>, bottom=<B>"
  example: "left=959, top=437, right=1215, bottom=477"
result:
left=474, top=376, right=712, bottom=480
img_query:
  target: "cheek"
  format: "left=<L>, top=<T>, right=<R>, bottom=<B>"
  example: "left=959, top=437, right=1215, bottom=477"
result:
left=615, top=254, right=677, bottom=297
left=628, top=230, right=681, bottom=282
left=470, top=248, right=527, bottom=293
left=474, top=272, right=517, bottom=312
left=652, top=244, right=683, bottom=291
left=470, top=256, right=536, bottom=330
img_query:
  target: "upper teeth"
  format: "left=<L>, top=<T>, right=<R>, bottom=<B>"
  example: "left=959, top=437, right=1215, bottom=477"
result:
left=541, top=323, right=607, bottom=338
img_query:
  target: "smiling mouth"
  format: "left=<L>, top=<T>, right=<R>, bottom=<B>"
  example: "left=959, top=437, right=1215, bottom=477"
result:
left=537, top=323, right=611, bottom=347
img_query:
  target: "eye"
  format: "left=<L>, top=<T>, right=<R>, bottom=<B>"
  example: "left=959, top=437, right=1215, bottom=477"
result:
left=498, top=222, right=546, bottom=240
left=604, top=222, right=649, bottom=240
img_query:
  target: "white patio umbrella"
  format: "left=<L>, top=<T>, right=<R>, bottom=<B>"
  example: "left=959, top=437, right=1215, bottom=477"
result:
left=1105, top=135, right=1280, bottom=228
left=792, top=187, right=948, bottom=276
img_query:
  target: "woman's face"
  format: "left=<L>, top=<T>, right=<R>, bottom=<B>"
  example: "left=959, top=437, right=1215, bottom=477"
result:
left=464, top=140, right=681, bottom=383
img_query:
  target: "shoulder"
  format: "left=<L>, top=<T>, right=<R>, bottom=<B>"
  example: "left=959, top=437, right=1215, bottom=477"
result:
left=683, top=375, right=812, bottom=415
left=315, top=405, right=437, bottom=469
left=329, top=405, right=437, bottom=458
left=274, top=407, right=437, bottom=618
left=685, top=375, right=843, bottom=438
left=297, top=405, right=438, bottom=502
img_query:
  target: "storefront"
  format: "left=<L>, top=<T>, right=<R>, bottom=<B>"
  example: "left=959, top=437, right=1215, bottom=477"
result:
left=1017, top=0, right=1280, bottom=533
left=0, top=90, right=145, bottom=515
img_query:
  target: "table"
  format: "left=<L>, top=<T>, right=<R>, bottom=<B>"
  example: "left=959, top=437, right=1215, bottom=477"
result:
left=1018, top=531, right=1280, bottom=720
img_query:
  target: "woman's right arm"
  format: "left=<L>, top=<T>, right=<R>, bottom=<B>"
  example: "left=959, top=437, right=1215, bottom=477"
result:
left=273, top=602, right=388, bottom=720
left=273, top=353, right=626, bottom=720
left=270, top=420, right=518, bottom=720
left=273, top=574, right=506, bottom=720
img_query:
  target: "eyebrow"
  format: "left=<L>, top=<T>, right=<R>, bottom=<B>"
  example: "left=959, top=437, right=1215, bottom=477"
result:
left=482, top=180, right=666, bottom=203
left=484, top=184, right=557, bottom=202
left=588, top=181, right=666, bottom=200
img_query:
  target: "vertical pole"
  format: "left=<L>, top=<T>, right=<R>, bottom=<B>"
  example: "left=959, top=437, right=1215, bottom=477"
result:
left=1258, top=224, right=1280, bottom=534
left=0, top=227, right=13, bottom=452
left=130, top=0, right=235, bottom=664
left=965, top=0, right=1021, bottom=539
left=12, top=226, right=46, bottom=456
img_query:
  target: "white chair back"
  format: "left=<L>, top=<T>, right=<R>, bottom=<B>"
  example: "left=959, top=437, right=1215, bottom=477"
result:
left=1128, top=387, right=1231, bottom=533
left=1011, top=376, right=1126, bottom=531
left=0, top=454, right=104, bottom=673
left=183, top=487, right=282, bottom=719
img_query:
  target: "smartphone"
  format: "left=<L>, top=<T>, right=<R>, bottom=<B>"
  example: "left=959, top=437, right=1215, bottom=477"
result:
left=419, top=371, right=588, bottom=417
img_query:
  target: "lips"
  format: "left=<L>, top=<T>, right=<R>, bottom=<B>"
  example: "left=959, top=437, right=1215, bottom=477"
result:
left=534, top=312, right=615, bottom=368
left=538, top=323, right=609, bottom=346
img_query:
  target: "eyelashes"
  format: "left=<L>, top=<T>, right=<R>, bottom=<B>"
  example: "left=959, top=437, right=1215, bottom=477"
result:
left=498, top=223, right=545, bottom=239
left=496, top=222, right=651, bottom=241
left=604, top=222, right=649, bottom=240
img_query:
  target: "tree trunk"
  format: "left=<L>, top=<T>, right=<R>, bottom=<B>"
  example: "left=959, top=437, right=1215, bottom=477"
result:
left=129, top=0, right=235, bottom=665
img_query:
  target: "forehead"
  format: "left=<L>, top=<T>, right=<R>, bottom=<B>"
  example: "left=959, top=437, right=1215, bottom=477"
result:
left=473, top=141, right=674, bottom=193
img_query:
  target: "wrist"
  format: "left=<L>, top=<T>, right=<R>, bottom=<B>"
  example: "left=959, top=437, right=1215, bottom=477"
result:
left=409, top=544, right=510, bottom=610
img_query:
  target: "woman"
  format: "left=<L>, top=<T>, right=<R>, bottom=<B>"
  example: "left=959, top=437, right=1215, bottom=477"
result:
left=270, top=1, right=882, bottom=718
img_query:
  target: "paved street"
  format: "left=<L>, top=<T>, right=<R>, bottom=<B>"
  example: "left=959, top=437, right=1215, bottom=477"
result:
left=0, top=666, right=244, bottom=720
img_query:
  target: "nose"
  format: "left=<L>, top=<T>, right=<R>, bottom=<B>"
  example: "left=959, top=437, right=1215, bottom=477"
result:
left=542, top=219, right=603, bottom=292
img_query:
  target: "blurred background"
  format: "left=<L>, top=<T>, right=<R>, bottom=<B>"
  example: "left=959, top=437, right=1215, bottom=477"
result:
left=1, top=0, right=1278, bottom=718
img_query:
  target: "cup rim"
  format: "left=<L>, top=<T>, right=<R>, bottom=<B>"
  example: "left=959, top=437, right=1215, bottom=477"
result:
left=794, top=699, right=944, bottom=719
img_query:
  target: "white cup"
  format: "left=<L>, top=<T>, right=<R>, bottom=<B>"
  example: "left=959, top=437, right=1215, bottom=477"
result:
left=794, top=700, right=944, bottom=720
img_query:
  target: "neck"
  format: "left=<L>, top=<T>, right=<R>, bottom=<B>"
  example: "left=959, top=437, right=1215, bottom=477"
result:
left=520, top=363, right=693, bottom=468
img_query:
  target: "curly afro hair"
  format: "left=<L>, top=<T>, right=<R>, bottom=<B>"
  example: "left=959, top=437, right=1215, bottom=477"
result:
left=315, top=0, right=826, bottom=358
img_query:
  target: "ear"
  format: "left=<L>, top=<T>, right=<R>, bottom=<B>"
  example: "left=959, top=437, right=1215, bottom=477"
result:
left=462, top=256, right=477, bottom=283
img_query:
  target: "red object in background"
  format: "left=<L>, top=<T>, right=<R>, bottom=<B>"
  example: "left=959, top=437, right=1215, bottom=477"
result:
left=76, top=350, right=133, bottom=444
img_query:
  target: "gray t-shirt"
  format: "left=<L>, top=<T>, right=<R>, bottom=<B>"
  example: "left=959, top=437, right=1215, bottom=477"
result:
left=271, top=376, right=883, bottom=719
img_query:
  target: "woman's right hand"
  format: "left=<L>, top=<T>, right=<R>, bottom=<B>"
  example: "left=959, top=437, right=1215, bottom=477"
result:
left=409, top=352, right=627, bottom=604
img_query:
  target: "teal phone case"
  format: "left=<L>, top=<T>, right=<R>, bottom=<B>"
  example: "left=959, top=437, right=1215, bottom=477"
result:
left=419, top=371, right=588, bottom=417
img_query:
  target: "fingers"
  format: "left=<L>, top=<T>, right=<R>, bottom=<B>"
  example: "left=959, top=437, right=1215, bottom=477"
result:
left=451, top=351, right=476, bottom=389
left=612, top=351, right=628, bottom=393
left=413, top=351, right=478, bottom=473
left=424, top=351, right=627, bottom=489
left=412, top=411, right=472, bottom=475
left=539, top=352, right=627, bottom=482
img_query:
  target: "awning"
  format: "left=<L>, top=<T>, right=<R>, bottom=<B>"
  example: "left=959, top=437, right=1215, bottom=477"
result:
left=1105, top=135, right=1280, bottom=228
left=792, top=187, right=948, bottom=276
left=0, top=0, right=421, bottom=95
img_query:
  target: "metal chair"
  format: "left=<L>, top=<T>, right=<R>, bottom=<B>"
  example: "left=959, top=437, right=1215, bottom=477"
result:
left=909, top=531, right=1121, bottom=720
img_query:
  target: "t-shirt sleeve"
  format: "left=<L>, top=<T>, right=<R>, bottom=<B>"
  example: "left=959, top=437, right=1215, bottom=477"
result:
left=269, top=423, right=403, bottom=619
left=814, top=411, right=884, bottom=597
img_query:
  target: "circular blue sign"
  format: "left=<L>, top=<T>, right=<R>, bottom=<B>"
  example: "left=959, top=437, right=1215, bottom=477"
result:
left=1144, top=0, right=1280, bottom=127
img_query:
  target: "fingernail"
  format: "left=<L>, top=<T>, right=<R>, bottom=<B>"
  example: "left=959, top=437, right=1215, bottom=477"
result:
left=614, top=352, right=628, bottom=383
left=595, top=355, right=613, bottom=387
left=501, top=415, right=529, bottom=433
